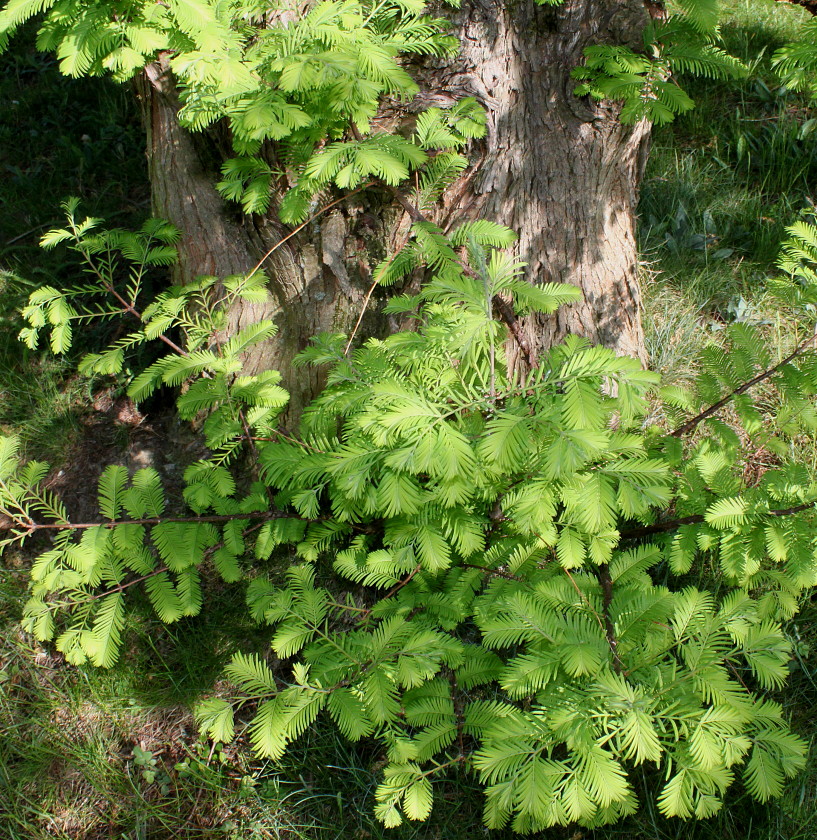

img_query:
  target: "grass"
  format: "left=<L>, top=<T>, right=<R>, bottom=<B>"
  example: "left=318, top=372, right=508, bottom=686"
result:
left=0, top=567, right=327, bottom=839
left=640, top=0, right=816, bottom=373
left=0, top=25, right=148, bottom=278
left=2, top=0, right=817, bottom=837
left=0, top=23, right=149, bottom=464
left=632, top=7, right=817, bottom=829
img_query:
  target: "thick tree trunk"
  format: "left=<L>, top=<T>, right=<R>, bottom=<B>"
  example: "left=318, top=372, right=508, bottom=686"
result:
left=135, top=0, right=650, bottom=420
left=433, top=0, right=650, bottom=369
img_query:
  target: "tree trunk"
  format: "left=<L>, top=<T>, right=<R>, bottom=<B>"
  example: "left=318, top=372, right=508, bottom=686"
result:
left=135, top=55, right=388, bottom=423
left=135, top=0, right=650, bottom=420
left=433, top=0, right=651, bottom=369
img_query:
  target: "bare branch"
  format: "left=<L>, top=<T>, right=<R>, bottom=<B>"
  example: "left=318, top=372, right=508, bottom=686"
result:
left=6, top=508, right=311, bottom=534
left=596, top=563, right=622, bottom=674
left=619, top=500, right=816, bottom=540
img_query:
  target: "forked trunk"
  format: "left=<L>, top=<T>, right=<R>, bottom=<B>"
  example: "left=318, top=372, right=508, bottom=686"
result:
left=135, top=0, right=650, bottom=420
left=135, top=55, right=384, bottom=422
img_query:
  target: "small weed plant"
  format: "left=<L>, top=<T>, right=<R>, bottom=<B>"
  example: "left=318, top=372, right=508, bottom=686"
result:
left=2, top=203, right=817, bottom=832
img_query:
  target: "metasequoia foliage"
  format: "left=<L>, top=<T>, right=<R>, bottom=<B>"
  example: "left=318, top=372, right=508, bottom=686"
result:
left=1, top=0, right=749, bottom=229
left=3, top=0, right=817, bottom=831
left=3, top=208, right=817, bottom=830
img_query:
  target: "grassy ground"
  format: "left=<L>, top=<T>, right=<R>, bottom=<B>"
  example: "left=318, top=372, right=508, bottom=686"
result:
left=641, top=0, right=815, bottom=379
left=2, top=566, right=815, bottom=839
left=0, top=23, right=149, bottom=463
left=2, top=1, right=817, bottom=838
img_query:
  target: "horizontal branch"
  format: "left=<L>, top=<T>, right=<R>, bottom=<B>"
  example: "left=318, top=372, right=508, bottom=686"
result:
left=10, top=509, right=308, bottom=533
left=620, top=500, right=816, bottom=539
left=86, top=520, right=268, bottom=603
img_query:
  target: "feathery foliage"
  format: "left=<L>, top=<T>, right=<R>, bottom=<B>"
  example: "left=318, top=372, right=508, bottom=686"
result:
left=0, top=0, right=765, bottom=225
left=3, top=0, right=817, bottom=832
left=573, top=18, right=747, bottom=125
left=3, top=205, right=817, bottom=831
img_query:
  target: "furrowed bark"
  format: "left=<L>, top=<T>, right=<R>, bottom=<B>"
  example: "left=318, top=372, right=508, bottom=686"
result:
left=134, top=0, right=651, bottom=422
left=432, top=0, right=650, bottom=372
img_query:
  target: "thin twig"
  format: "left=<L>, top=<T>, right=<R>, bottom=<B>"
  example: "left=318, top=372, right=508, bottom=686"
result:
left=671, top=332, right=817, bottom=437
left=382, top=564, right=422, bottom=600
left=348, top=122, right=426, bottom=224
left=102, top=282, right=190, bottom=357
left=85, top=520, right=268, bottom=603
left=619, top=500, right=816, bottom=540
left=343, top=235, right=413, bottom=355
left=492, top=296, right=537, bottom=368
left=461, top=562, right=522, bottom=581
left=242, top=430, right=325, bottom=453
left=360, top=564, right=422, bottom=618
left=245, top=183, right=375, bottom=281
left=10, top=509, right=309, bottom=533
left=86, top=565, right=170, bottom=600
left=562, top=566, right=608, bottom=641
left=344, top=276, right=381, bottom=356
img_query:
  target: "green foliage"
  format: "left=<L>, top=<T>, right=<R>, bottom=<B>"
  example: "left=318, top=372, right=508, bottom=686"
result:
left=573, top=19, right=747, bottom=125
left=4, top=205, right=817, bottom=832
left=4, top=0, right=817, bottom=834
left=0, top=0, right=470, bottom=223
left=773, top=17, right=817, bottom=97
left=4, top=203, right=290, bottom=666
left=0, top=0, right=773, bottom=228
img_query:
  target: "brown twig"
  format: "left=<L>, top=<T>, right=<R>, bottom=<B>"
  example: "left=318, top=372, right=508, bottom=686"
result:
left=104, top=282, right=190, bottom=357
left=671, top=332, right=817, bottom=437
left=596, top=563, right=622, bottom=674
left=13, top=509, right=309, bottom=533
left=562, top=565, right=610, bottom=652
left=344, top=276, right=381, bottom=356
left=492, top=296, right=537, bottom=368
left=87, top=565, right=171, bottom=600
left=84, top=520, right=268, bottom=603
left=245, top=182, right=376, bottom=281
left=382, top=563, right=422, bottom=600
left=348, top=122, right=426, bottom=224
left=343, top=232, right=415, bottom=355
left=360, top=564, right=422, bottom=619
left=461, top=562, right=522, bottom=581
left=619, top=500, right=816, bottom=540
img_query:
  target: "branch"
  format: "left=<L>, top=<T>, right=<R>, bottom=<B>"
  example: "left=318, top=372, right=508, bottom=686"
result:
left=596, top=563, right=622, bottom=674
left=348, top=122, right=426, bottom=224
left=492, top=295, right=537, bottom=368
left=619, top=500, right=816, bottom=539
left=87, top=564, right=170, bottom=601
left=8, top=508, right=311, bottom=534
left=103, top=281, right=189, bottom=358
left=86, top=520, right=268, bottom=603
left=461, top=562, right=522, bottom=581
left=245, top=181, right=376, bottom=281
left=671, top=332, right=817, bottom=437
left=344, top=232, right=414, bottom=355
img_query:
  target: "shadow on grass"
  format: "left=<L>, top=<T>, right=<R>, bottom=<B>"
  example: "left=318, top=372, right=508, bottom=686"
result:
left=639, top=0, right=817, bottom=331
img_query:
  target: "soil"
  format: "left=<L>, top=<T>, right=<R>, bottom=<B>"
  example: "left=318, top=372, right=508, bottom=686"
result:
left=43, top=389, right=208, bottom=523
